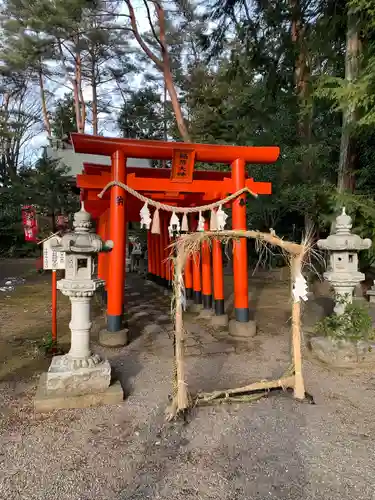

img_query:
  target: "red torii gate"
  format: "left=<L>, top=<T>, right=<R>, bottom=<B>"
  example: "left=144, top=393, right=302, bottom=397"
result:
left=71, top=133, right=280, bottom=345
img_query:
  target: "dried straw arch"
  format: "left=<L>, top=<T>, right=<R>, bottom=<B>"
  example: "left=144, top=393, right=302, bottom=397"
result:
left=166, top=229, right=309, bottom=421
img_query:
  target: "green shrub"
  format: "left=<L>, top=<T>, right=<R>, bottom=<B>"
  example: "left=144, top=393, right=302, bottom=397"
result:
left=315, top=300, right=374, bottom=342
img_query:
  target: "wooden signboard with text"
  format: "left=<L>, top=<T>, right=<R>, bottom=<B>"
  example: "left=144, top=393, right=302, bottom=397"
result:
left=43, top=236, right=66, bottom=270
left=170, top=149, right=195, bottom=183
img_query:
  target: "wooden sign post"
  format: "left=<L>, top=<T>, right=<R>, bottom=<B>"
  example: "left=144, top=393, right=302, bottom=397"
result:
left=43, top=236, right=66, bottom=346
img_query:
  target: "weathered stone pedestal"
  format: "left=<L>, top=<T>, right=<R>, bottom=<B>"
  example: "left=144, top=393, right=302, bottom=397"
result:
left=310, top=337, right=375, bottom=368
left=189, top=302, right=203, bottom=314
left=210, top=314, right=229, bottom=329
left=229, top=319, right=257, bottom=338
left=198, top=308, right=214, bottom=319
left=45, top=354, right=111, bottom=395
left=35, top=289, right=124, bottom=412
left=35, top=375, right=123, bottom=413
left=98, top=328, right=129, bottom=347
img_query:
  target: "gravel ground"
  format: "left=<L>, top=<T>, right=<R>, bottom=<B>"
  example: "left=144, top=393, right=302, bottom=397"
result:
left=1, top=274, right=375, bottom=499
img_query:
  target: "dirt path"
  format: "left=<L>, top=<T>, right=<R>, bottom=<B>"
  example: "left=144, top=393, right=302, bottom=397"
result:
left=1, top=269, right=375, bottom=499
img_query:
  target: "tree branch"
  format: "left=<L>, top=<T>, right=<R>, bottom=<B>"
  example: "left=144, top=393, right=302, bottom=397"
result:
left=124, top=0, right=163, bottom=70
left=142, top=0, right=163, bottom=51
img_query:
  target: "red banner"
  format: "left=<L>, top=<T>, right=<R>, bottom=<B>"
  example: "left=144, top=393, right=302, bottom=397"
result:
left=21, top=205, right=39, bottom=242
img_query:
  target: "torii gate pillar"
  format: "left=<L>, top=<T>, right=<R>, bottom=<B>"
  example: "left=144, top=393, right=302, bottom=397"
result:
left=229, top=158, right=256, bottom=337
left=99, top=150, right=129, bottom=347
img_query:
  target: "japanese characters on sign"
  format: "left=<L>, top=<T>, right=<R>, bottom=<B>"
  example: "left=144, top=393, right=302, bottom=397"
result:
left=43, top=236, right=66, bottom=270
left=170, top=149, right=195, bottom=183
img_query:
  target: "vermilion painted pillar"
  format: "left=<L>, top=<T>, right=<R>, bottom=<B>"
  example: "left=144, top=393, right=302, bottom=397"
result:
left=232, top=158, right=249, bottom=322
left=184, top=254, right=193, bottom=300
left=160, top=212, right=167, bottom=283
left=107, top=150, right=127, bottom=332
left=152, top=230, right=158, bottom=279
left=147, top=230, right=151, bottom=275
left=97, top=212, right=106, bottom=281
left=97, top=209, right=108, bottom=306
left=183, top=213, right=193, bottom=299
left=191, top=214, right=202, bottom=305
left=104, top=211, right=110, bottom=288
left=213, top=237, right=225, bottom=315
left=201, top=216, right=212, bottom=309
left=164, top=214, right=171, bottom=283
left=150, top=232, right=155, bottom=275
left=155, top=230, right=161, bottom=282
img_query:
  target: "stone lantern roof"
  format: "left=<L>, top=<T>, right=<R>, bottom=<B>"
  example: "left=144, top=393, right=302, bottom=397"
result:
left=317, top=208, right=372, bottom=252
left=53, top=203, right=113, bottom=254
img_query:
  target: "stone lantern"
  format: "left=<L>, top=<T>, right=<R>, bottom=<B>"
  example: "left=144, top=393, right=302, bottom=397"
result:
left=43, top=203, right=115, bottom=401
left=317, top=207, right=371, bottom=315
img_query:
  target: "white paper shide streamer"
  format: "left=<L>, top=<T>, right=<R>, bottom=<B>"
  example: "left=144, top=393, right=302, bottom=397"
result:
left=181, top=213, right=189, bottom=232
left=216, top=205, right=228, bottom=231
left=292, top=274, right=308, bottom=303
left=140, top=203, right=152, bottom=230
left=197, top=211, right=205, bottom=231
left=168, top=212, right=180, bottom=237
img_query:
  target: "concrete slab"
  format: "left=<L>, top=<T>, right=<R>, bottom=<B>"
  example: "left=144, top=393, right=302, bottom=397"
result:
left=34, top=374, right=124, bottom=413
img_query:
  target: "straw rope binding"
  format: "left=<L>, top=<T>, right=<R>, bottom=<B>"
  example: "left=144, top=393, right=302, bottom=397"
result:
left=165, top=229, right=310, bottom=421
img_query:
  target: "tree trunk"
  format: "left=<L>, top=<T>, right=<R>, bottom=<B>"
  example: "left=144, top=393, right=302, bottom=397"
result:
left=125, top=0, right=191, bottom=142
left=57, top=39, right=84, bottom=133
left=72, top=77, right=83, bottom=133
left=164, top=64, right=191, bottom=142
left=337, top=8, right=361, bottom=194
left=156, top=2, right=191, bottom=142
left=38, top=69, right=52, bottom=137
left=291, top=0, right=313, bottom=228
left=76, top=45, right=86, bottom=133
left=91, top=58, right=98, bottom=135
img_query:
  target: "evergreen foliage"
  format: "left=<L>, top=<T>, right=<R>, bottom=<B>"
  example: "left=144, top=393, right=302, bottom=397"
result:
left=0, top=0, right=375, bottom=268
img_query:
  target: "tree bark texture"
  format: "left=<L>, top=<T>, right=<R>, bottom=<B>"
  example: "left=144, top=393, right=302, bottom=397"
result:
left=337, top=8, right=361, bottom=194
left=38, top=69, right=52, bottom=138
left=125, top=0, right=191, bottom=142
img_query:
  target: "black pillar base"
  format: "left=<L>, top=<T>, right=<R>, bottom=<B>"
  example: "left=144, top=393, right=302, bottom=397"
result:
left=193, top=290, right=202, bottom=304
left=107, top=314, right=123, bottom=332
left=214, top=299, right=225, bottom=316
left=202, top=294, right=212, bottom=309
left=186, top=288, right=193, bottom=300
left=235, top=308, right=250, bottom=322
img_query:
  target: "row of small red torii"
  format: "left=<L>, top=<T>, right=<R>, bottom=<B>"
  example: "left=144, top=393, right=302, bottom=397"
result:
left=72, top=133, right=280, bottom=335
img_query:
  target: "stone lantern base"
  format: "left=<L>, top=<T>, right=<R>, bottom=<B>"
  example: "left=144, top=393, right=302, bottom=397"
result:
left=34, top=355, right=124, bottom=412
left=45, top=354, right=112, bottom=396
left=34, top=374, right=123, bottom=413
